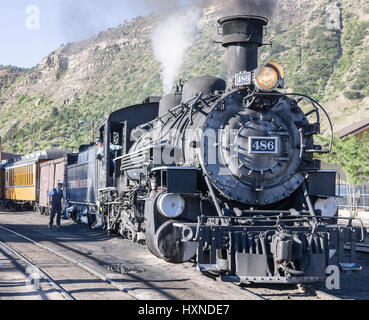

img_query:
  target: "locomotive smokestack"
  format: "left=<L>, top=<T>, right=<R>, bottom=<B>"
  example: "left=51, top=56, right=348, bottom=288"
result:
left=218, top=15, right=268, bottom=87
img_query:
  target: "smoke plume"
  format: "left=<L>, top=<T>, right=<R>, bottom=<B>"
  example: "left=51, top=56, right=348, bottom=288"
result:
left=59, top=0, right=278, bottom=93
left=151, top=8, right=201, bottom=94
left=151, top=0, right=277, bottom=93
left=201, top=0, right=277, bottom=17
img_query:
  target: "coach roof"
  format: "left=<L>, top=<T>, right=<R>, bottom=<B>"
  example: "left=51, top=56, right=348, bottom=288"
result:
left=4, top=150, right=70, bottom=169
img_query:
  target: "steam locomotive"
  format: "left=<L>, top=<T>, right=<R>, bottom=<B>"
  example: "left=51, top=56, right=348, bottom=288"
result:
left=85, top=15, right=364, bottom=283
left=1, top=15, right=365, bottom=284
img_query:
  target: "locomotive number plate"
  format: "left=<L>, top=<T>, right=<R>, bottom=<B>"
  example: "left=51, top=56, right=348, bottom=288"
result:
left=249, top=137, right=279, bottom=154
left=235, top=72, right=252, bottom=86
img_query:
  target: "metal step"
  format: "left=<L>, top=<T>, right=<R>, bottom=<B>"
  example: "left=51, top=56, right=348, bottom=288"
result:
left=338, top=262, right=362, bottom=272
left=197, top=264, right=221, bottom=273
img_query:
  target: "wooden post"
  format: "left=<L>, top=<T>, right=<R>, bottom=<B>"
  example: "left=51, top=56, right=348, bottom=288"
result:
left=0, top=136, right=2, bottom=161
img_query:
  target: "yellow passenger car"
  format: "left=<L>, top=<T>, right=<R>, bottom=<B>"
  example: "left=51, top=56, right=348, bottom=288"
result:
left=4, top=150, right=69, bottom=207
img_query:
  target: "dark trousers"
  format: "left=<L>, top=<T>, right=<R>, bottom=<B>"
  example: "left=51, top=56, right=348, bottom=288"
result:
left=50, top=206, right=62, bottom=227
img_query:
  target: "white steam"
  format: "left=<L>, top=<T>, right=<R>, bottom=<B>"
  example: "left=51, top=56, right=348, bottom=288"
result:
left=151, top=8, right=201, bottom=94
left=151, top=0, right=278, bottom=93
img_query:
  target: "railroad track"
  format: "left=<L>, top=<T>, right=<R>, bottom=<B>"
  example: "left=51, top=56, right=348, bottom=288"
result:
left=0, top=225, right=270, bottom=300
left=205, top=270, right=342, bottom=300
left=227, top=282, right=342, bottom=301
left=0, top=240, right=74, bottom=300
left=0, top=225, right=139, bottom=300
left=0, top=224, right=343, bottom=301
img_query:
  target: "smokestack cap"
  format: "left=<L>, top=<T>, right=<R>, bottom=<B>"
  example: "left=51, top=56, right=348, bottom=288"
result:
left=218, top=15, right=268, bottom=47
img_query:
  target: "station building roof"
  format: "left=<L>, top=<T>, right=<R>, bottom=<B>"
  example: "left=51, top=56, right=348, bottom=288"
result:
left=339, top=117, right=369, bottom=139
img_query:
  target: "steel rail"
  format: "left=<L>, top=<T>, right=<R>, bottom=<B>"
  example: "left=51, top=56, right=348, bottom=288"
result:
left=0, top=240, right=74, bottom=300
left=0, top=225, right=141, bottom=300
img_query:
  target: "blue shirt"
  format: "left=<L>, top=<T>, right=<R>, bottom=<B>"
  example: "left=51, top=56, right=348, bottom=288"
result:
left=48, top=189, right=66, bottom=199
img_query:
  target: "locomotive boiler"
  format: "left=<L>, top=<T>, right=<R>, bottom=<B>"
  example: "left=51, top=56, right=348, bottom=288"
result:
left=96, top=15, right=364, bottom=283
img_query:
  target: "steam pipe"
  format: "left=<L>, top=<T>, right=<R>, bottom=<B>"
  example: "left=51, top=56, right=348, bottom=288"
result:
left=302, top=182, right=316, bottom=216
left=204, top=175, right=224, bottom=218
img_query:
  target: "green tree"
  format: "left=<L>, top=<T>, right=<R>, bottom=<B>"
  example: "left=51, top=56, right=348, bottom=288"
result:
left=318, top=133, right=369, bottom=214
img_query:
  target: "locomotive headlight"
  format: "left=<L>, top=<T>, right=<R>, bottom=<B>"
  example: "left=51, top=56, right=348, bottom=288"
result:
left=158, top=193, right=185, bottom=219
left=254, top=61, right=285, bottom=92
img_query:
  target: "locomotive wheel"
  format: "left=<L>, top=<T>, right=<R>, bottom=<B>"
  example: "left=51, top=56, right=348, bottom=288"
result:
left=153, top=220, right=198, bottom=264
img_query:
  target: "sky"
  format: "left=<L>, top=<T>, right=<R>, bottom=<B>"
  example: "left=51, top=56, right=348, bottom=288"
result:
left=0, top=0, right=158, bottom=68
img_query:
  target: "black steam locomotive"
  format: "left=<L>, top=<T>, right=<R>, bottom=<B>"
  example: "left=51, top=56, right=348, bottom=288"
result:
left=67, top=15, right=364, bottom=283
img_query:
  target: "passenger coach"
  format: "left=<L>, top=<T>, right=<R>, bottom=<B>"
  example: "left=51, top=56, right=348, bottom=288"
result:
left=4, top=150, right=68, bottom=209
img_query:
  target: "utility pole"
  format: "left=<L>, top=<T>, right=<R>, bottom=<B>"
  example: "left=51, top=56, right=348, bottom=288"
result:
left=92, top=120, right=95, bottom=143
left=78, top=120, right=96, bottom=143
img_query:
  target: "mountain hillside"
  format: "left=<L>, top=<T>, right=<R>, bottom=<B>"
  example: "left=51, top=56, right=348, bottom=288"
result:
left=1, top=0, right=369, bottom=153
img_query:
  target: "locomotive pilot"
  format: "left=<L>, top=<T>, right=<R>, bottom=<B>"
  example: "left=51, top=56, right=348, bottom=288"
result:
left=48, top=182, right=66, bottom=231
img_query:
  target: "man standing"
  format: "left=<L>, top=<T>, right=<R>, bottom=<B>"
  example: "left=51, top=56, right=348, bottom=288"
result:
left=49, top=183, right=66, bottom=231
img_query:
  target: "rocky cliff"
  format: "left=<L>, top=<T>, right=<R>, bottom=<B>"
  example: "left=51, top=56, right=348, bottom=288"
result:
left=1, top=0, right=369, bottom=153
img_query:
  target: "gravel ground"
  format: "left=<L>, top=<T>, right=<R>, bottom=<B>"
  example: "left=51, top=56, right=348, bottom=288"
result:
left=0, top=210, right=368, bottom=300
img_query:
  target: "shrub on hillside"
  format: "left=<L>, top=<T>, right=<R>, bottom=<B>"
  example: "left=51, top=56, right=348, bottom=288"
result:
left=343, top=91, right=363, bottom=100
